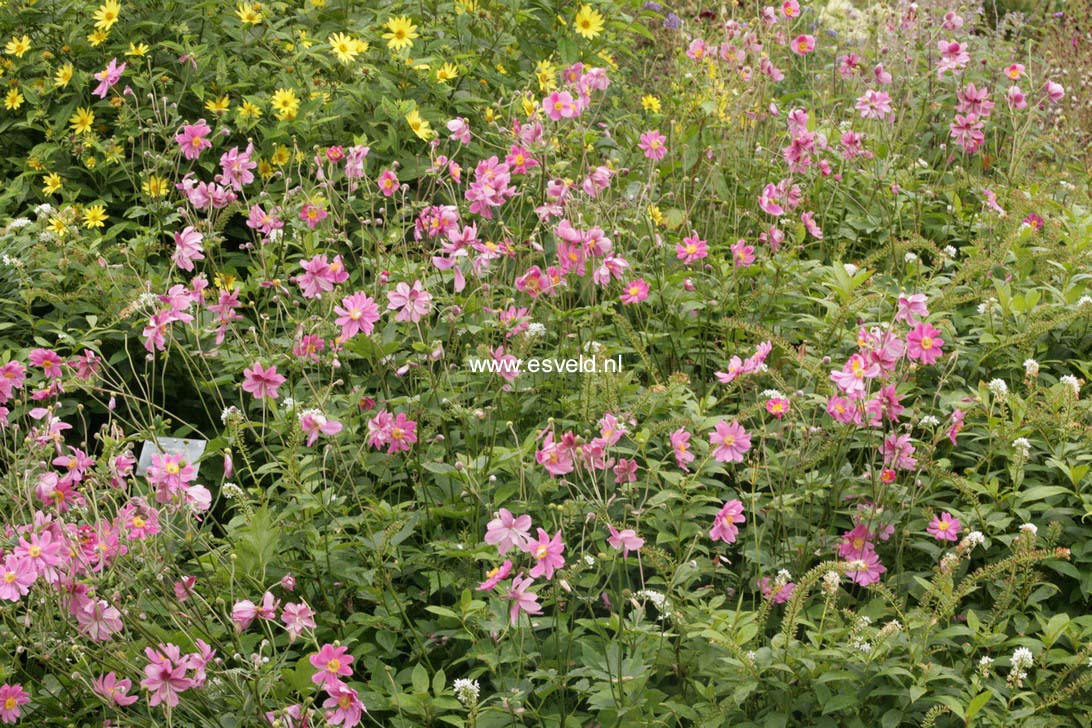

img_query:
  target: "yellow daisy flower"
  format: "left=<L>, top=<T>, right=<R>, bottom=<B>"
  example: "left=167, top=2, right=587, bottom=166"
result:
left=125, top=42, right=149, bottom=57
left=70, top=107, right=95, bottom=134
left=238, top=99, right=263, bottom=120
left=271, top=144, right=291, bottom=166
left=535, top=59, right=557, bottom=92
left=573, top=5, right=605, bottom=40
left=382, top=16, right=418, bottom=52
left=270, top=88, right=299, bottom=120
left=4, top=88, right=24, bottom=110
left=83, top=204, right=107, bottom=229
left=328, top=32, right=361, bottom=64
left=142, top=175, right=170, bottom=197
left=641, top=95, right=661, bottom=113
left=87, top=30, right=109, bottom=47
left=405, top=109, right=433, bottom=140
left=236, top=2, right=263, bottom=24
left=48, top=216, right=69, bottom=237
left=205, top=95, right=230, bottom=114
left=93, top=0, right=122, bottom=31
left=42, top=173, right=63, bottom=195
left=5, top=35, right=31, bottom=58
left=55, top=63, right=74, bottom=88
left=436, top=62, right=458, bottom=83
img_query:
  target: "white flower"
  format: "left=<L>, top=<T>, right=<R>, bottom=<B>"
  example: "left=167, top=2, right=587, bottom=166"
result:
left=822, top=570, right=840, bottom=594
left=526, top=322, right=546, bottom=339
left=918, top=415, right=940, bottom=428
left=964, top=531, right=985, bottom=548
left=281, top=397, right=297, bottom=412
left=762, top=389, right=785, bottom=399
left=988, top=379, right=1009, bottom=398
left=1059, top=375, right=1080, bottom=397
left=1078, top=296, right=1092, bottom=308
left=583, top=554, right=595, bottom=567
left=1012, top=437, right=1031, bottom=456
left=8, top=218, right=31, bottom=229
left=222, top=482, right=244, bottom=499
left=1023, top=359, right=1039, bottom=377
left=453, top=678, right=480, bottom=707
left=979, top=655, right=994, bottom=677
left=844, top=263, right=859, bottom=275
left=904, top=252, right=918, bottom=264
left=220, top=406, right=242, bottom=425
left=583, top=340, right=603, bottom=354
left=943, top=245, right=958, bottom=258
left=635, top=589, right=668, bottom=610
left=1019, top=522, right=1038, bottom=536
left=1012, top=647, right=1034, bottom=670
left=34, top=203, right=54, bottom=216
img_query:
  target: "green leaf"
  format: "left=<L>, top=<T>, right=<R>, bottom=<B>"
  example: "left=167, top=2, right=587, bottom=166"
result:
left=965, top=691, right=991, bottom=724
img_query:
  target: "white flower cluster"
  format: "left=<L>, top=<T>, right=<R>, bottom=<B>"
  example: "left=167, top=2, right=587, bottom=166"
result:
left=1008, top=647, right=1034, bottom=687
left=1020, top=523, right=1037, bottom=536
left=1012, top=437, right=1031, bottom=457
left=1023, top=359, right=1039, bottom=377
left=1059, top=375, right=1080, bottom=397
left=918, top=415, right=940, bottom=428
left=988, top=379, right=1008, bottom=398
left=453, top=678, right=480, bottom=707
left=526, top=322, right=546, bottom=339
left=220, top=406, right=243, bottom=425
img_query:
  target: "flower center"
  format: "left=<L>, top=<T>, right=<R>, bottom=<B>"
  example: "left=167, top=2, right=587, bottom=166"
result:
left=132, top=515, right=146, bottom=529
left=327, top=658, right=341, bottom=672
left=28, top=545, right=41, bottom=558
left=535, top=545, right=548, bottom=560
left=921, top=336, right=933, bottom=350
left=3, top=697, right=15, bottom=710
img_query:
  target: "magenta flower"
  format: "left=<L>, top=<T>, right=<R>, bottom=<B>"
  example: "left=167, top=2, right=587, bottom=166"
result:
left=476, top=560, right=513, bottom=591
left=906, top=322, right=945, bottom=365
left=76, top=598, right=124, bottom=641
left=731, top=239, right=755, bottom=267
left=882, top=432, right=917, bottom=471
left=216, top=144, right=256, bottom=190
left=377, top=169, right=399, bottom=197
left=855, top=89, right=893, bottom=121
left=896, top=292, right=929, bottom=325
left=172, top=226, right=205, bottom=271
left=526, top=528, right=565, bottom=580
left=543, top=90, right=577, bottom=121
left=387, top=280, right=432, bottom=323
left=295, top=254, right=349, bottom=299
left=670, top=427, right=694, bottom=471
left=365, top=410, right=417, bottom=454
left=447, top=117, right=471, bottom=143
left=676, top=233, right=707, bottom=264
left=0, top=556, right=34, bottom=602
left=242, top=362, right=286, bottom=400
left=606, top=525, right=644, bottom=557
left=639, top=130, right=667, bottom=161
left=281, top=601, right=317, bottom=642
left=299, top=410, right=343, bottom=447
left=333, top=291, right=380, bottom=341
left=0, top=684, right=29, bottom=723
left=790, top=34, right=816, bottom=55
left=484, top=508, right=532, bottom=555
left=141, top=647, right=193, bottom=708
left=323, top=682, right=366, bottom=726
left=927, top=512, right=962, bottom=541
left=299, top=203, right=328, bottom=228
left=1044, top=80, right=1065, bottom=103
left=709, top=499, right=746, bottom=544
left=29, top=348, right=63, bottom=379
left=175, top=119, right=213, bottom=160
left=93, top=672, right=139, bottom=707
left=310, top=643, right=354, bottom=689
left=757, top=576, right=796, bottom=604
left=620, top=278, right=650, bottom=305
left=709, top=419, right=751, bottom=463
left=91, top=57, right=126, bottom=98
left=846, top=546, right=886, bottom=586
left=505, top=574, right=543, bottom=625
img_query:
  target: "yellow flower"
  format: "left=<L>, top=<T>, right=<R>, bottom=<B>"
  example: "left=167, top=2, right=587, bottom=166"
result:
left=271, top=144, right=291, bottom=166
left=4, top=88, right=23, bottom=110
left=641, top=94, right=661, bottom=113
left=297, top=29, right=315, bottom=48
left=455, top=0, right=478, bottom=12
left=142, top=175, right=169, bottom=197
left=54, top=63, right=74, bottom=87
left=521, top=95, right=536, bottom=117
left=28, top=157, right=43, bottom=171
left=535, top=59, right=557, bottom=92
left=105, top=142, right=124, bottom=164
left=93, top=0, right=121, bottom=31
left=435, top=62, right=458, bottom=83
left=42, top=173, right=63, bottom=195
left=382, top=16, right=418, bottom=52
left=310, top=0, right=326, bottom=6
left=205, top=95, right=230, bottom=114
left=573, top=5, right=605, bottom=40
left=236, top=2, right=263, bottom=24
left=83, top=204, right=107, bottom=229
left=405, top=109, right=433, bottom=140
left=70, top=107, right=95, bottom=134
left=271, top=88, right=299, bottom=120
left=328, top=32, right=362, bottom=64
left=483, top=107, right=498, bottom=124
left=5, top=35, right=31, bottom=58
left=48, top=216, right=68, bottom=237
left=257, top=158, right=274, bottom=178
left=648, top=205, right=663, bottom=225
left=125, top=42, right=149, bottom=57
left=85, top=156, right=98, bottom=170
left=213, top=272, right=237, bottom=290
left=88, top=30, right=109, bottom=47
left=238, top=99, right=262, bottom=120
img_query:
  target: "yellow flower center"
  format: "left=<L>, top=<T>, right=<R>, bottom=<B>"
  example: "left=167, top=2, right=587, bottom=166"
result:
left=535, top=544, right=548, bottom=560
left=3, top=572, right=15, bottom=584
left=921, top=336, right=933, bottom=350
left=3, top=697, right=15, bottom=710
left=133, top=515, right=146, bottom=529
left=165, top=462, right=180, bottom=475
left=28, top=545, right=41, bottom=558
left=327, top=658, right=341, bottom=672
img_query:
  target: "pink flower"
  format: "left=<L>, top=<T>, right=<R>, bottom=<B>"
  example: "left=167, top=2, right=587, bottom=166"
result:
left=377, top=169, right=400, bottom=196
left=476, top=560, right=513, bottom=591
left=76, top=598, right=124, bottom=641
left=620, top=278, right=649, bottom=305
left=781, top=0, right=800, bottom=17
left=1004, top=63, right=1025, bottom=80
left=801, top=211, right=823, bottom=239
left=93, top=672, right=139, bottom=707
left=0, top=556, right=34, bottom=602
left=505, top=574, right=543, bottom=625
left=709, top=499, right=746, bottom=544
left=175, top=119, right=213, bottom=160
left=838, top=524, right=874, bottom=560
left=614, top=458, right=638, bottom=483
left=299, top=203, right=328, bottom=228
left=670, top=427, right=694, bottom=471
left=526, top=528, right=565, bottom=580
left=830, top=354, right=880, bottom=398
left=709, top=419, right=751, bottom=463
left=310, top=643, right=354, bottom=689
left=91, top=58, right=125, bottom=98
left=882, top=432, right=917, bottom=471
left=676, top=233, right=708, bottom=264
left=846, top=545, right=886, bottom=586
left=766, top=396, right=789, bottom=418
left=686, top=38, right=707, bottom=60
left=0, top=684, right=29, bottom=723
left=29, top=348, right=64, bottom=379
left=485, top=509, right=532, bottom=555
left=447, top=116, right=471, bottom=143
left=295, top=254, right=348, bottom=299
left=242, top=362, right=286, bottom=400
left=14, top=530, right=63, bottom=582
left=896, top=292, right=929, bottom=325
left=366, top=410, right=417, bottom=454
left=334, top=292, right=380, bottom=340
left=323, top=682, right=366, bottom=726
left=639, top=130, right=667, bottom=161
left=172, top=226, right=205, bottom=271
left=731, top=239, right=755, bottom=267
left=216, top=144, right=256, bottom=190
left=1044, top=80, right=1065, bottom=103
left=790, top=34, right=815, bottom=55
left=855, top=90, right=893, bottom=121
left=606, top=525, right=644, bottom=557
left=927, top=511, right=962, bottom=541
left=757, top=576, right=796, bottom=603
left=299, top=410, right=343, bottom=447
left=174, top=577, right=196, bottom=602
left=543, top=90, right=578, bottom=121
left=281, top=601, right=317, bottom=642
left=536, top=432, right=575, bottom=476
left=141, top=647, right=193, bottom=708
left=906, top=322, right=945, bottom=365
left=387, top=280, right=432, bottom=323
